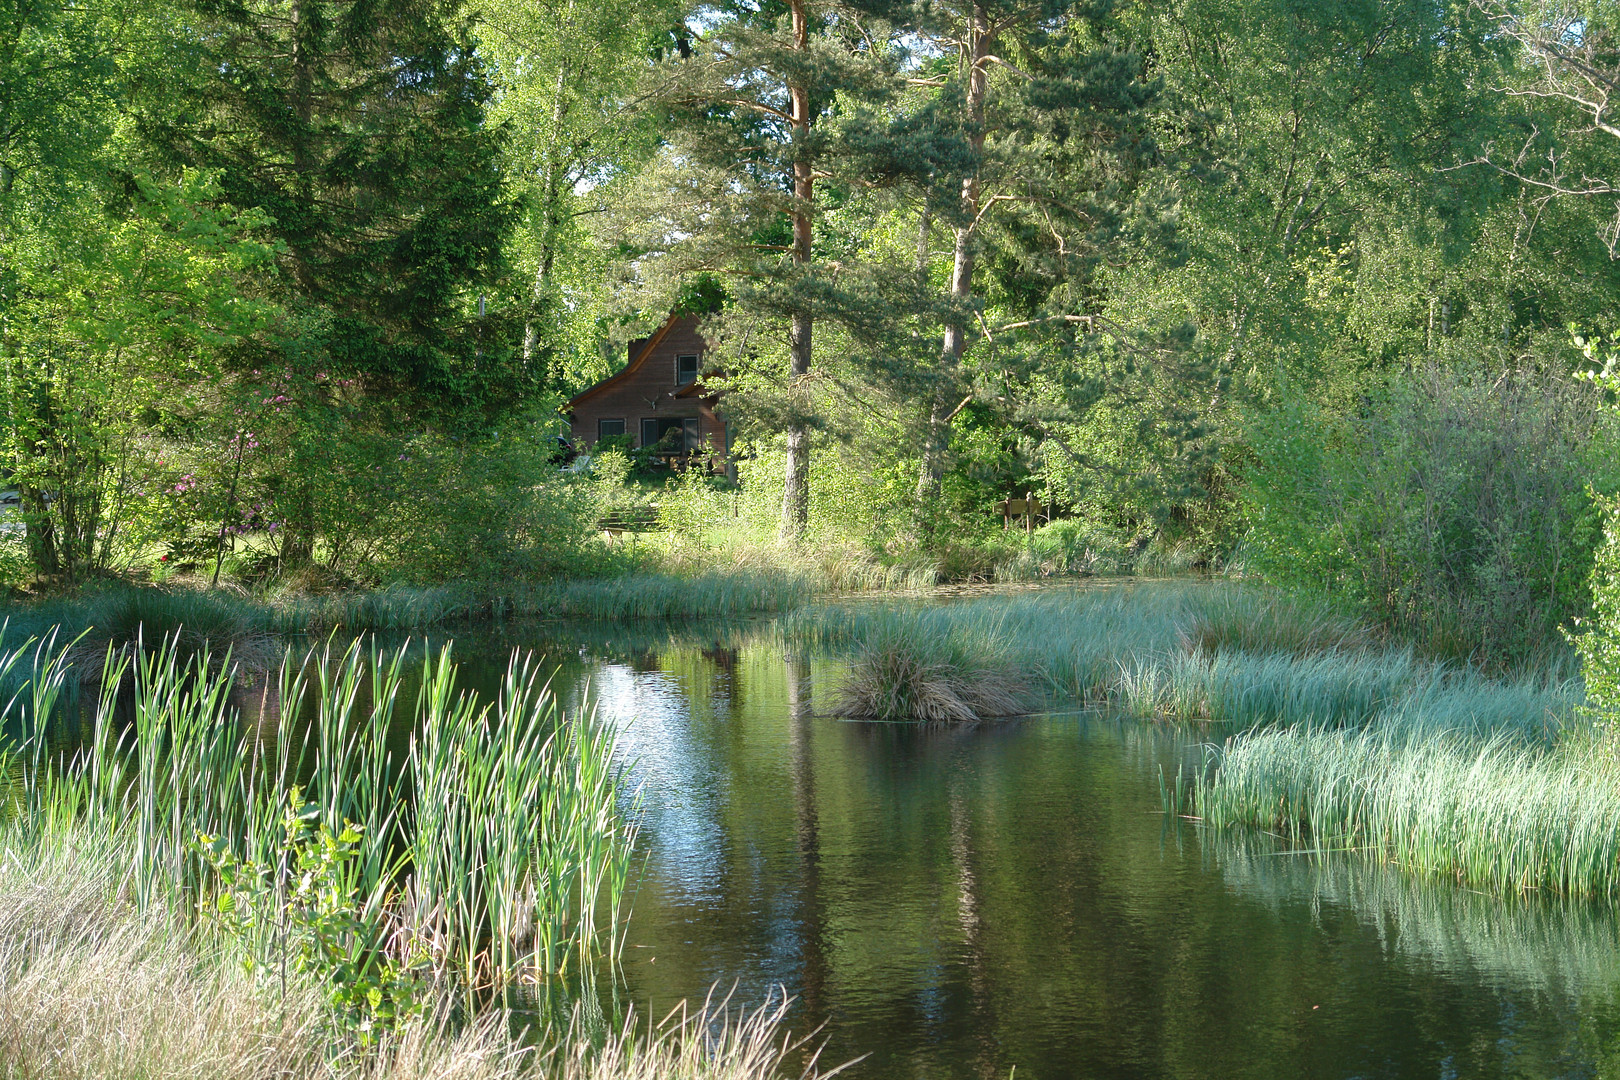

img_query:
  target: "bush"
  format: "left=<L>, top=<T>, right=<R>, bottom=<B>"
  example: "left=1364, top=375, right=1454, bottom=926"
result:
left=372, top=423, right=610, bottom=583
left=1244, top=366, right=1611, bottom=665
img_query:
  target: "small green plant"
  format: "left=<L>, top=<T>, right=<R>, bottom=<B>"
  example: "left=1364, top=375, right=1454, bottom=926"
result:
left=196, top=790, right=429, bottom=1047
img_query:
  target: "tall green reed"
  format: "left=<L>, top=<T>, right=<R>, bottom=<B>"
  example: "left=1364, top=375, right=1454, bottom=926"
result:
left=1194, top=723, right=1620, bottom=897
left=0, top=629, right=636, bottom=995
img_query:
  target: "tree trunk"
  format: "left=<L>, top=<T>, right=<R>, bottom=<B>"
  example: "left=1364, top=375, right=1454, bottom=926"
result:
left=523, top=59, right=571, bottom=365
left=780, top=0, right=813, bottom=543
left=915, top=4, right=991, bottom=531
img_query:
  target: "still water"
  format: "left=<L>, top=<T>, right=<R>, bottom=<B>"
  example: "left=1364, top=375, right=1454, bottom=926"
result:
left=450, top=617, right=1620, bottom=1079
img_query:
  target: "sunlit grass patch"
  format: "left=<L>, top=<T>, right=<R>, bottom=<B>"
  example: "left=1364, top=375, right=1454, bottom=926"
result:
left=830, top=636, right=1031, bottom=721
left=1195, top=721, right=1620, bottom=897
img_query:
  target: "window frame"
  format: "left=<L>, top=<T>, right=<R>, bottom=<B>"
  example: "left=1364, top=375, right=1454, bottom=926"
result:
left=675, top=353, right=700, bottom=387
left=641, top=416, right=703, bottom=453
left=597, top=418, right=626, bottom=440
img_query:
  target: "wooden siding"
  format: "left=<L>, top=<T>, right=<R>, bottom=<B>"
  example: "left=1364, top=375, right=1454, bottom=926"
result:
left=567, top=315, right=726, bottom=456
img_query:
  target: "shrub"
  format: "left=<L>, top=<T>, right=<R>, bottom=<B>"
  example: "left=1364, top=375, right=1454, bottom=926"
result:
left=373, top=424, right=608, bottom=583
left=1244, top=366, right=1611, bottom=665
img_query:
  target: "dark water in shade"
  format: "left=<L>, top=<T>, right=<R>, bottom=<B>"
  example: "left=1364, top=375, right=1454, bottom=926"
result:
left=421, top=620, right=1620, bottom=1079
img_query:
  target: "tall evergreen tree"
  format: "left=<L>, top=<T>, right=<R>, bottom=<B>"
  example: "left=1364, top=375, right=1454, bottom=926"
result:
left=135, top=0, right=519, bottom=564
left=899, top=0, right=1172, bottom=527
left=141, top=0, right=517, bottom=418
left=614, top=1, right=905, bottom=541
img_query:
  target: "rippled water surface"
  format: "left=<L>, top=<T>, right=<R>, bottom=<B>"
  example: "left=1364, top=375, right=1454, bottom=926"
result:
left=443, top=617, right=1620, bottom=1079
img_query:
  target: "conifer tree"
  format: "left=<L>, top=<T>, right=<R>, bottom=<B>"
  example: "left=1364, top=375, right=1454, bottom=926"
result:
left=140, top=0, right=517, bottom=418
left=901, top=0, right=1171, bottom=527
left=136, top=0, right=518, bottom=564
left=614, top=1, right=905, bottom=541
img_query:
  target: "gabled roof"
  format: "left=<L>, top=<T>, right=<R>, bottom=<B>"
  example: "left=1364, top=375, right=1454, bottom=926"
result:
left=565, top=312, right=682, bottom=410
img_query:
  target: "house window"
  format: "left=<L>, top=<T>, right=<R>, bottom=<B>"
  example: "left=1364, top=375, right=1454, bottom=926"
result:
left=676, top=354, right=700, bottom=387
left=597, top=418, right=625, bottom=440
left=641, top=416, right=702, bottom=453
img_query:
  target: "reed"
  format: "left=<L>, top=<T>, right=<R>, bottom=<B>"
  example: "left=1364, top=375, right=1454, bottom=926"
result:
left=1194, top=721, right=1620, bottom=897
left=0, top=630, right=636, bottom=996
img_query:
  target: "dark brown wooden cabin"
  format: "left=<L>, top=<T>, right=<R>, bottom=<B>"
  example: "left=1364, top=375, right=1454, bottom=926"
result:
left=565, top=314, right=728, bottom=468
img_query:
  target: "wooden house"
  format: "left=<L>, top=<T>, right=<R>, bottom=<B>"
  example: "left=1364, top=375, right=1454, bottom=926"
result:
left=565, top=313, right=728, bottom=468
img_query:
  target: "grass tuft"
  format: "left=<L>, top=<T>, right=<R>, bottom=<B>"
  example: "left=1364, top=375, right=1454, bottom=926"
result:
left=830, top=637, right=1029, bottom=721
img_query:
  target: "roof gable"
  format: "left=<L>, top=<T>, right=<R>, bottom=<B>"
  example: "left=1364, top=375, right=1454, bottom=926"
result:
left=566, top=313, right=685, bottom=410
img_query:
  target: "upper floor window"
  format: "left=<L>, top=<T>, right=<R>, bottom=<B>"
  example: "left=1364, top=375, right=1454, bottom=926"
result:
left=676, top=354, right=700, bottom=386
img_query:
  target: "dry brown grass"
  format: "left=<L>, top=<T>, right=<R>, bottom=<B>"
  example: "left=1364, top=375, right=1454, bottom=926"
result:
left=0, top=826, right=846, bottom=1080
left=543, top=988, right=857, bottom=1080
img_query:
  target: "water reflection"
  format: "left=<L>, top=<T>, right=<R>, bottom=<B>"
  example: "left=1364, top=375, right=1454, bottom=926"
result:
left=500, top=626, right=1620, bottom=1080
left=33, top=616, right=1620, bottom=1078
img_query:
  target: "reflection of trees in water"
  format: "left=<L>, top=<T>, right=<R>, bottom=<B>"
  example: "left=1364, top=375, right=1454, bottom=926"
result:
left=1211, top=830, right=1620, bottom=998
left=785, top=651, right=830, bottom=1020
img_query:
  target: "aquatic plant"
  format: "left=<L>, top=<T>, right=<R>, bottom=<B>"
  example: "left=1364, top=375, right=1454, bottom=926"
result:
left=1174, top=588, right=1372, bottom=657
left=830, top=636, right=1030, bottom=721
left=0, top=632, right=637, bottom=1001
left=1193, top=716, right=1620, bottom=897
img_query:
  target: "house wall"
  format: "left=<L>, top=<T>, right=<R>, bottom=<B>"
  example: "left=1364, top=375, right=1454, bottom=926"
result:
left=568, top=316, right=727, bottom=454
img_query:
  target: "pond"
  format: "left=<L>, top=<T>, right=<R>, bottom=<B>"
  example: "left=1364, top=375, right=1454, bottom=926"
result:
left=436, top=613, right=1620, bottom=1080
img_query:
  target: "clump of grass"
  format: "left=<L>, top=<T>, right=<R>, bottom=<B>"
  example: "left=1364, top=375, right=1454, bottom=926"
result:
left=1116, top=647, right=1423, bottom=728
left=267, top=571, right=812, bottom=630
left=0, top=569, right=815, bottom=665
left=547, top=989, right=855, bottom=1080
left=1175, top=589, right=1373, bottom=657
left=1195, top=724, right=1620, bottom=897
left=830, top=637, right=1030, bottom=721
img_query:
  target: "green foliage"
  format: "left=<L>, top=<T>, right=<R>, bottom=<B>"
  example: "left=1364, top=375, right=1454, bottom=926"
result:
left=1575, top=501, right=1620, bottom=725
left=196, top=793, right=428, bottom=1046
left=0, top=631, right=636, bottom=1015
left=373, top=426, right=603, bottom=583
left=1243, top=366, right=1609, bottom=665
left=143, top=0, right=521, bottom=422
left=0, top=169, right=279, bottom=583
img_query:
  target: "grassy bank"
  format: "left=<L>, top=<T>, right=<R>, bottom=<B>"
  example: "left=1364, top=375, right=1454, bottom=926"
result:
left=794, top=583, right=1614, bottom=898
left=0, top=570, right=812, bottom=666
left=796, top=582, right=1573, bottom=729
left=0, top=632, right=837, bottom=1078
left=0, top=827, right=830, bottom=1080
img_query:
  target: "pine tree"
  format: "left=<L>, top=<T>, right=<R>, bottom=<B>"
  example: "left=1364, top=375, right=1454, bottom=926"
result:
left=901, top=1, right=1172, bottom=529
left=614, top=1, right=907, bottom=541
left=140, top=0, right=518, bottom=418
